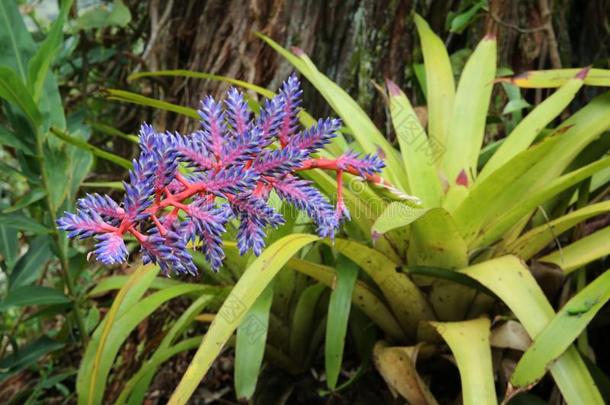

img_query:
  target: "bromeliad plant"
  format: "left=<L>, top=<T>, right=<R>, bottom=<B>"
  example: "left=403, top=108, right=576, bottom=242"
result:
left=70, top=14, right=610, bottom=405
left=57, top=75, right=384, bottom=274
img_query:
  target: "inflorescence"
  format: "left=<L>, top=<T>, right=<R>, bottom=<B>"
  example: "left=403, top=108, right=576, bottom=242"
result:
left=57, top=75, right=385, bottom=274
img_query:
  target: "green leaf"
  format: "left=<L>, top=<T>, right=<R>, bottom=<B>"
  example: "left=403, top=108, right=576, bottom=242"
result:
left=234, top=284, right=273, bottom=400
left=117, top=294, right=215, bottom=405
left=0, top=285, right=70, bottom=309
left=448, top=2, right=485, bottom=33
left=82, top=181, right=125, bottom=190
left=480, top=71, right=586, bottom=181
left=10, top=235, right=53, bottom=288
left=0, top=224, right=18, bottom=271
left=431, top=318, right=496, bottom=405
left=414, top=14, right=455, bottom=160
left=501, top=98, right=532, bottom=115
left=512, top=269, right=610, bottom=387
left=442, top=34, right=496, bottom=186
left=457, top=89, right=610, bottom=247
left=117, top=338, right=203, bottom=405
left=77, top=264, right=161, bottom=405
left=497, top=68, right=610, bottom=88
left=27, top=0, right=73, bottom=102
left=75, top=0, right=131, bottom=31
left=289, top=283, right=327, bottom=362
left=476, top=155, right=610, bottom=248
left=540, top=226, right=610, bottom=274
left=461, top=256, right=603, bottom=404
left=371, top=202, right=428, bottom=236
left=3, top=188, right=47, bottom=213
left=386, top=80, right=443, bottom=206
left=0, top=66, right=41, bottom=126
left=0, top=336, right=64, bottom=380
left=168, top=234, right=319, bottom=405
left=50, top=126, right=131, bottom=169
left=408, top=208, right=468, bottom=268
left=0, top=0, right=35, bottom=81
left=0, top=213, right=51, bottom=234
left=78, top=271, right=207, bottom=405
left=129, top=70, right=275, bottom=98
left=330, top=238, right=434, bottom=337
left=256, top=33, right=408, bottom=191
left=0, top=124, right=35, bottom=154
left=288, top=258, right=405, bottom=341
left=506, top=200, right=610, bottom=260
left=105, top=89, right=199, bottom=119
left=325, top=256, right=359, bottom=389
left=43, top=143, right=70, bottom=211
left=87, top=275, right=184, bottom=296
left=408, top=207, right=474, bottom=320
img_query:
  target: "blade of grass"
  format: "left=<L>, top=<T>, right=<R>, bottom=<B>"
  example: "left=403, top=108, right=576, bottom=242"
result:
left=77, top=264, right=160, bottom=405
left=79, top=283, right=208, bottom=405
left=119, top=294, right=214, bottom=405
left=476, top=155, right=610, bottom=248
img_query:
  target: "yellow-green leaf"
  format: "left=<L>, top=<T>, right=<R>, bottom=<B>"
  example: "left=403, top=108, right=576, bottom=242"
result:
left=505, top=201, right=610, bottom=260
left=431, top=318, right=496, bottom=405
left=443, top=35, right=496, bottom=186
left=460, top=256, right=603, bottom=404
left=414, top=14, right=455, bottom=161
left=497, top=68, right=610, bottom=88
left=168, top=234, right=319, bottom=405
left=480, top=70, right=587, bottom=181
left=105, top=89, right=199, bottom=119
left=540, top=226, right=610, bottom=274
left=512, top=269, right=610, bottom=387
left=386, top=79, right=443, bottom=207
left=330, top=238, right=434, bottom=338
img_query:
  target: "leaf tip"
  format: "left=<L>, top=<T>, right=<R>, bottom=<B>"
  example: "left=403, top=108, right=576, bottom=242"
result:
left=371, top=230, right=381, bottom=244
left=575, top=66, right=591, bottom=80
left=456, top=169, right=469, bottom=187
left=484, top=32, right=497, bottom=41
left=385, top=78, right=402, bottom=97
left=291, top=46, right=305, bottom=57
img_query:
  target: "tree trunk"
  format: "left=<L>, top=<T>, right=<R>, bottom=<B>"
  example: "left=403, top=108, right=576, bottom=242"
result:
left=127, top=0, right=609, bottom=134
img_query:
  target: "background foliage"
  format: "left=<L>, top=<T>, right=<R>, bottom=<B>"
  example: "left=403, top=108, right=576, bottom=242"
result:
left=1, top=0, right=610, bottom=404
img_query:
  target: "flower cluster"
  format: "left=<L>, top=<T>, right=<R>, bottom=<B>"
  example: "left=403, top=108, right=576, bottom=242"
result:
left=57, top=75, right=385, bottom=274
